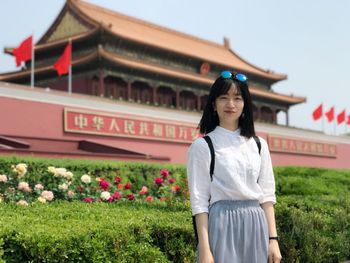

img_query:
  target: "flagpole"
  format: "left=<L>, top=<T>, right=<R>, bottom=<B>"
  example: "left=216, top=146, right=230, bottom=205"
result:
left=321, top=103, right=325, bottom=133
left=68, top=38, right=72, bottom=94
left=30, top=33, right=34, bottom=88
left=334, top=107, right=336, bottom=135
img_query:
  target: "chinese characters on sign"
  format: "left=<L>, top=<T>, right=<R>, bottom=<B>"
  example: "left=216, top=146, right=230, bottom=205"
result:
left=64, top=108, right=199, bottom=143
left=268, top=135, right=337, bottom=157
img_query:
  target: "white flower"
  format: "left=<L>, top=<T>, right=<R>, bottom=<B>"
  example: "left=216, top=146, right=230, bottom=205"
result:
left=100, top=191, right=111, bottom=201
left=54, top=168, right=67, bottom=177
left=13, top=163, right=27, bottom=177
left=64, top=171, right=74, bottom=180
left=17, top=200, right=29, bottom=206
left=0, top=174, right=8, bottom=183
left=47, top=166, right=56, bottom=174
left=41, top=190, right=54, bottom=201
left=58, top=183, right=68, bottom=191
left=37, top=197, right=46, bottom=203
left=81, top=174, right=91, bottom=184
left=34, top=184, right=44, bottom=191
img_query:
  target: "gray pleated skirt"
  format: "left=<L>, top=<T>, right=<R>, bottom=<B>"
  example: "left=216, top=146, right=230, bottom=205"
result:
left=206, top=200, right=268, bottom=263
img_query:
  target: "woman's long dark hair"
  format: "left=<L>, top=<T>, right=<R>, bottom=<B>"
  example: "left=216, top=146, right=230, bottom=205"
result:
left=198, top=75, right=256, bottom=138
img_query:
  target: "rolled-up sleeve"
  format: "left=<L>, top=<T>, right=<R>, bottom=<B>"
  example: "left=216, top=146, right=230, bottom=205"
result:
left=187, top=138, right=212, bottom=216
left=257, top=138, right=276, bottom=204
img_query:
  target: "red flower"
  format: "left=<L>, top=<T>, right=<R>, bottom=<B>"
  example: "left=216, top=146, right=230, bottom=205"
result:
left=117, top=183, right=124, bottom=189
left=100, top=180, right=110, bottom=191
left=78, top=186, right=85, bottom=193
left=160, top=197, right=167, bottom=201
left=127, top=194, right=135, bottom=201
left=145, top=196, right=154, bottom=202
left=168, top=178, right=175, bottom=184
left=160, top=169, right=169, bottom=178
left=83, top=197, right=93, bottom=203
left=112, top=191, right=122, bottom=200
left=115, top=176, right=122, bottom=184
left=124, top=182, right=132, bottom=190
left=154, top=177, right=163, bottom=185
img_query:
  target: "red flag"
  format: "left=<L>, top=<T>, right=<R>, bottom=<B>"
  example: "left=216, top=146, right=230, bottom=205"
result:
left=325, top=106, right=334, bottom=122
left=337, top=109, right=346, bottom=125
left=13, top=35, right=32, bottom=67
left=312, top=104, right=323, bottom=121
left=347, top=115, right=350, bottom=125
left=54, top=43, right=71, bottom=76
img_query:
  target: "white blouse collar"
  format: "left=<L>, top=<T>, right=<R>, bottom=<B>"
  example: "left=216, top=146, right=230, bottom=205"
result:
left=214, top=126, right=241, bottom=137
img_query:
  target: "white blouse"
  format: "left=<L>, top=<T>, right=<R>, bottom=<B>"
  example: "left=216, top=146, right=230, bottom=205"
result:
left=187, top=126, right=276, bottom=216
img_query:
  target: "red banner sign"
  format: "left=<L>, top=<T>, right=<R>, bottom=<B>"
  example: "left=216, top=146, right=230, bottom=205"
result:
left=64, top=108, right=199, bottom=143
left=268, top=135, right=337, bottom=157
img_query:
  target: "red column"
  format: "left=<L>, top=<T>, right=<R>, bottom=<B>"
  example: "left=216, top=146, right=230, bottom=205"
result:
left=127, top=81, right=132, bottom=101
left=152, top=86, right=157, bottom=105
left=99, top=71, right=105, bottom=97
left=176, top=89, right=180, bottom=109
left=197, top=94, right=201, bottom=111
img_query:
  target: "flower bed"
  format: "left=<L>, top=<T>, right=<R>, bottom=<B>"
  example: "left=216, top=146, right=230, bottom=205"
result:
left=0, top=159, right=187, bottom=206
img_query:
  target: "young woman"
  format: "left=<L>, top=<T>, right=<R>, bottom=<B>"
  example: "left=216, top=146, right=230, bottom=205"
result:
left=187, top=71, right=282, bottom=263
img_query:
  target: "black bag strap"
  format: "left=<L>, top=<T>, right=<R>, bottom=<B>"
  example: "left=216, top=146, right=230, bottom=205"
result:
left=253, top=135, right=261, bottom=155
left=203, top=135, right=215, bottom=181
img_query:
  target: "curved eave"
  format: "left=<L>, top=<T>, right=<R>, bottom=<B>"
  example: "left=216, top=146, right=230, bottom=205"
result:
left=250, top=87, right=306, bottom=105
left=4, top=28, right=99, bottom=56
left=227, top=49, right=287, bottom=82
left=0, top=50, right=98, bottom=81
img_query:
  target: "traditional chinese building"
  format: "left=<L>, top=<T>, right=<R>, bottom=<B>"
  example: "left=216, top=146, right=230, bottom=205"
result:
left=1, top=0, right=350, bottom=168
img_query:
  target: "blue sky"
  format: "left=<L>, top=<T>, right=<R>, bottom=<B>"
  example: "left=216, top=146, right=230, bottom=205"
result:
left=1, top=0, right=349, bottom=134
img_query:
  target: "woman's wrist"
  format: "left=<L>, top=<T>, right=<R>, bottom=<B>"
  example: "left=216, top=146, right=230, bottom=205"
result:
left=269, top=236, right=279, bottom=241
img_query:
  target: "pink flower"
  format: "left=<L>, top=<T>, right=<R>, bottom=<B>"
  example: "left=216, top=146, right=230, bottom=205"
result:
left=67, top=190, right=75, bottom=198
left=139, top=186, right=148, bottom=196
left=100, top=180, right=110, bottom=191
left=18, top=182, right=31, bottom=192
left=84, top=197, right=94, bottom=203
left=34, top=184, right=44, bottom=190
left=154, top=177, right=163, bottom=185
left=114, top=176, right=122, bottom=184
left=127, top=194, right=135, bottom=201
left=145, top=196, right=154, bottom=202
left=112, top=191, right=122, bottom=200
left=171, top=185, right=181, bottom=193
left=41, top=190, right=54, bottom=201
left=0, top=174, right=8, bottom=183
left=124, top=182, right=132, bottom=190
left=160, top=169, right=169, bottom=178
left=168, top=178, right=175, bottom=184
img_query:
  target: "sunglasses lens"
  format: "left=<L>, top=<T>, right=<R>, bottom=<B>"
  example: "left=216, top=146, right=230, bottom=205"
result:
left=236, top=73, right=247, bottom=82
left=220, top=71, right=232, bottom=79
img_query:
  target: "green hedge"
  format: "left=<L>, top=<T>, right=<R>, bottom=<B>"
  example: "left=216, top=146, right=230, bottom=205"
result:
left=0, top=201, right=195, bottom=263
left=0, top=156, right=350, bottom=262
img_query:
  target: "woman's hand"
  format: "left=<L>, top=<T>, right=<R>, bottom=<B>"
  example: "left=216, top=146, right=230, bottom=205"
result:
left=198, top=247, right=214, bottom=263
left=268, top=240, right=282, bottom=263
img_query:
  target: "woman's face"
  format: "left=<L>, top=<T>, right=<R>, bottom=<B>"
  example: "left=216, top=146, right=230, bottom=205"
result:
left=214, top=84, right=244, bottom=130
